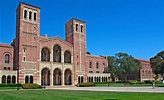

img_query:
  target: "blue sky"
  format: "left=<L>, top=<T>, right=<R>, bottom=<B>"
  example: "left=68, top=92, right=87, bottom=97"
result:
left=0, top=0, right=164, bottom=60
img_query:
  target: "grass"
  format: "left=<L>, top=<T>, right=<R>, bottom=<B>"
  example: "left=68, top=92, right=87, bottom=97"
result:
left=0, top=89, right=163, bottom=100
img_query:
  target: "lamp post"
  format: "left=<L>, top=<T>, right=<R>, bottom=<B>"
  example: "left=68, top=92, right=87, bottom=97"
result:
left=17, top=65, right=19, bottom=90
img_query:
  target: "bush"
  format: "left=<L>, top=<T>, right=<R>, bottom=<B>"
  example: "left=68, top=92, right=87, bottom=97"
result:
left=21, top=83, right=42, bottom=89
left=129, top=80, right=138, bottom=84
left=0, top=84, right=20, bottom=87
left=144, top=80, right=151, bottom=84
left=78, top=82, right=95, bottom=87
left=155, top=80, right=162, bottom=84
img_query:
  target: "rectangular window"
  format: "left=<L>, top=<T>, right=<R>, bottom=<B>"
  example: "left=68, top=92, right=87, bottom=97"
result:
left=89, top=71, right=93, bottom=73
left=23, top=57, right=26, bottom=61
left=96, top=71, right=99, bottom=73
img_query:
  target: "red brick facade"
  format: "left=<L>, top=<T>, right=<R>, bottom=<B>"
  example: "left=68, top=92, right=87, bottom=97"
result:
left=0, top=2, right=109, bottom=85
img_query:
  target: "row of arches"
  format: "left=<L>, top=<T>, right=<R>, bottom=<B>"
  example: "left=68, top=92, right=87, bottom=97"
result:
left=24, top=10, right=37, bottom=21
left=41, top=45, right=71, bottom=63
left=87, top=76, right=108, bottom=82
left=2, top=75, right=16, bottom=84
left=41, top=68, right=72, bottom=86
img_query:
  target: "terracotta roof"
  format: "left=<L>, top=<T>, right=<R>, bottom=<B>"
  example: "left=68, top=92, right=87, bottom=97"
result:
left=135, top=58, right=150, bottom=62
left=0, top=43, right=13, bottom=48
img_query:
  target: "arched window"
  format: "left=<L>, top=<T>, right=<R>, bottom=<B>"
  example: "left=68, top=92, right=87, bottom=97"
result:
left=76, top=24, right=78, bottom=31
left=5, top=54, right=10, bottom=63
left=29, top=11, right=32, bottom=20
left=64, top=50, right=71, bottom=63
left=30, top=76, right=33, bottom=83
left=34, top=13, right=36, bottom=21
left=64, top=69, right=72, bottom=85
left=96, top=62, right=99, bottom=69
left=53, top=45, right=61, bottom=62
left=81, top=25, right=83, bottom=32
left=7, top=75, right=11, bottom=84
left=25, top=76, right=29, bottom=83
left=89, top=61, right=92, bottom=68
left=41, top=47, right=50, bottom=62
left=41, top=68, right=50, bottom=86
left=12, top=76, right=16, bottom=83
left=24, top=10, right=27, bottom=18
left=2, top=75, right=6, bottom=83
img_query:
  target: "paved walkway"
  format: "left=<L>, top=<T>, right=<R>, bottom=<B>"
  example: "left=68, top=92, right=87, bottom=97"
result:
left=52, top=87, right=164, bottom=93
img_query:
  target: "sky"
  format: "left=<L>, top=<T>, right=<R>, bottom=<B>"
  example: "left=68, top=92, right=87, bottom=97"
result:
left=0, top=0, right=164, bottom=60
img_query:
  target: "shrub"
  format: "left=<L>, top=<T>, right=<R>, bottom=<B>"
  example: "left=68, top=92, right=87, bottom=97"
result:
left=155, top=80, right=162, bottom=84
left=129, top=80, right=138, bottom=84
left=144, top=80, right=151, bottom=84
left=78, top=82, right=95, bottom=87
left=0, top=84, right=20, bottom=87
left=21, top=83, right=42, bottom=89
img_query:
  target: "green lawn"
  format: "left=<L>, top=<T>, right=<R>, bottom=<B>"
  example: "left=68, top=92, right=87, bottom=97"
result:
left=0, top=89, right=163, bottom=100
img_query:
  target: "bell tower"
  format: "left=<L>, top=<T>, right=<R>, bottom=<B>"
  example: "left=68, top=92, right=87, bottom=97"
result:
left=14, top=2, right=40, bottom=84
left=65, top=18, right=87, bottom=84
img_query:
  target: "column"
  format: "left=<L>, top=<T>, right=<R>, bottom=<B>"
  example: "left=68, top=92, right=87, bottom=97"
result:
left=71, top=55, right=73, bottom=64
left=50, top=47, right=53, bottom=62
left=50, top=70, right=53, bottom=86
left=62, top=72, right=65, bottom=86
left=61, top=50, right=64, bottom=63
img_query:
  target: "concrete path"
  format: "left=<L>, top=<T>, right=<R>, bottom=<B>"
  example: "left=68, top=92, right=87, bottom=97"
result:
left=52, top=87, right=164, bottom=93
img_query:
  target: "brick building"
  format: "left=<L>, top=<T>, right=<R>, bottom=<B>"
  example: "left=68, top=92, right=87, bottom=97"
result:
left=0, top=2, right=110, bottom=85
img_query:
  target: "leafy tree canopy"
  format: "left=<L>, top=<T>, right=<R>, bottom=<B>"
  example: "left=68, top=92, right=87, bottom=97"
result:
left=108, top=52, right=141, bottom=81
left=150, top=51, right=164, bottom=77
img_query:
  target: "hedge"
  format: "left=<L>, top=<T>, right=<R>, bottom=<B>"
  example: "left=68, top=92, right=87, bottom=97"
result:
left=21, top=83, right=42, bottom=89
left=0, top=84, right=20, bottom=87
left=78, top=82, right=95, bottom=87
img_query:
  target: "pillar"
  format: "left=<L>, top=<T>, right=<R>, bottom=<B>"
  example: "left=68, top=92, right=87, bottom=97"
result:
left=50, top=70, right=53, bottom=86
left=62, top=72, right=65, bottom=86
left=61, top=50, right=64, bottom=63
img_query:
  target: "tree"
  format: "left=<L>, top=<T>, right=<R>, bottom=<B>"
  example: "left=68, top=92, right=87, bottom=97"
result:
left=150, top=51, right=164, bottom=79
left=108, top=52, right=141, bottom=81
left=108, top=56, right=118, bottom=81
left=115, top=52, right=141, bottom=80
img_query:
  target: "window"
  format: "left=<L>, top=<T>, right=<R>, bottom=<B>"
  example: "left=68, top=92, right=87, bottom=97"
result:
left=89, top=71, right=93, bottom=73
left=30, top=76, right=33, bottom=83
left=25, top=76, right=29, bottom=83
left=7, top=75, right=11, bottom=84
left=5, top=54, right=10, bottom=63
left=8, top=67, right=10, bottom=70
left=96, top=71, right=99, bottom=73
left=81, top=25, right=83, bottom=32
left=64, top=50, right=71, bottom=63
left=89, top=62, right=92, bottom=68
left=53, top=45, right=61, bottom=62
left=29, top=11, right=32, bottom=20
left=76, top=24, right=78, bottom=31
left=96, top=62, right=99, bottom=69
left=24, top=10, right=27, bottom=18
left=23, top=48, right=26, bottom=53
left=12, top=76, right=16, bottom=83
left=34, top=13, right=36, bottom=21
left=2, top=75, right=6, bottom=83
left=41, top=47, right=50, bottom=62
left=23, top=57, right=26, bottom=61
